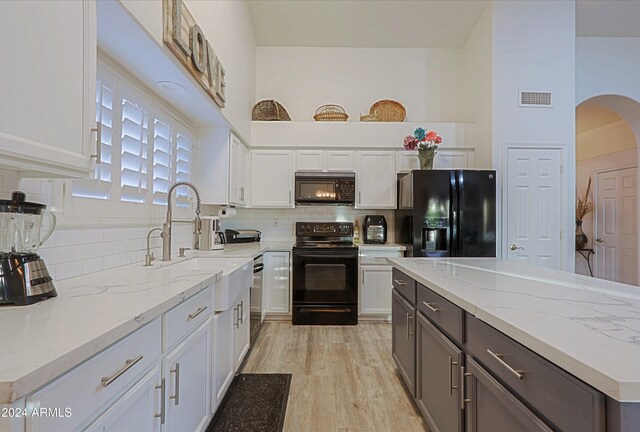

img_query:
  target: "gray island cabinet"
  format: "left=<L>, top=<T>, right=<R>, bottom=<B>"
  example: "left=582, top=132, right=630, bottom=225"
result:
left=390, top=259, right=640, bottom=432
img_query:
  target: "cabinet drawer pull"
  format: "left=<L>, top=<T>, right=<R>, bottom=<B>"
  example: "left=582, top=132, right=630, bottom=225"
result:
left=234, top=306, right=239, bottom=328
left=422, top=301, right=442, bottom=313
left=170, top=362, right=181, bottom=405
left=408, top=314, right=413, bottom=337
left=154, top=378, right=166, bottom=424
left=239, top=301, right=244, bottom=324
left=448, top=356, right=459, bottom=395
left=486, top=349, right=525, bottom=380
left=462, top=368, right=472, bottom=408
left=101, top=354, right=143, bottom=387
left=393, top=279, right=406, bottom=286
left=91, top=121, right=102, bottom=164
left=188, top=305, right=208, bottom=320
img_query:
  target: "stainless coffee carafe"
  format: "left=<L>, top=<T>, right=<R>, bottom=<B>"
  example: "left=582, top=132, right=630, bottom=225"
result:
left=0, top=191, right=57, bottom=305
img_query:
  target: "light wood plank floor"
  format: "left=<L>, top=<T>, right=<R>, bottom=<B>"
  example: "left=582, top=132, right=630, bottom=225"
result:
left=241, top=322, right=430, bottom=432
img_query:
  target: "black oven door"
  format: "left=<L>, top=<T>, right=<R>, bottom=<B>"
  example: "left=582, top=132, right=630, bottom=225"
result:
left=292, top=248, right=358, bottom=325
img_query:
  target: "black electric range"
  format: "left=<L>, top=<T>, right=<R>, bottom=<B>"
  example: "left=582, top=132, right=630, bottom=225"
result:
left=292, top=222, right=358, bottom=325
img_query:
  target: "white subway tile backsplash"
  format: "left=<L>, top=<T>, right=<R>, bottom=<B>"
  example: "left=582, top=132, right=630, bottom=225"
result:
left=81, top=229, right=104, bottom=244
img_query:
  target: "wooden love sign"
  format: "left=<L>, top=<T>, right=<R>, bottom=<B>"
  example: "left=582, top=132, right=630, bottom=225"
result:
left=163, top=0, right=226, bottom=108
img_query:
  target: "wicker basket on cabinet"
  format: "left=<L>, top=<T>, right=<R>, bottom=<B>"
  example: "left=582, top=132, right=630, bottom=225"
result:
left=368, top=100, right=406, bottom=122
left=252, top=99, right=291, bottom=121
left=313, top=104, right=349, bottom=122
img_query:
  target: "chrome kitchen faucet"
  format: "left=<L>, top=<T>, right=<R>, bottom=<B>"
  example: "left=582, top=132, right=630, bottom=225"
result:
left=162, top=181, right=202, bottom=261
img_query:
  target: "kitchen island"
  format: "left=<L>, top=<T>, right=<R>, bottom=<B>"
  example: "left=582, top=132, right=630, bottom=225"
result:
left=389, top=257, right=640, bottom=432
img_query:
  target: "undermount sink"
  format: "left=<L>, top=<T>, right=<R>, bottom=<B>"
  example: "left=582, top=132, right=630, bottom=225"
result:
left=163, top=257, right=253, bottom=311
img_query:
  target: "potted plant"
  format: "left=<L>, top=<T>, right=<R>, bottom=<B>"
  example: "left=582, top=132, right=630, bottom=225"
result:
left=403, top=128, right=442, bottom=169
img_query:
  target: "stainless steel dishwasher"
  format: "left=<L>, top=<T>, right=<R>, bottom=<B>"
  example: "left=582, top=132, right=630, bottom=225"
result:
left=250, top=254, right=264, bottom=346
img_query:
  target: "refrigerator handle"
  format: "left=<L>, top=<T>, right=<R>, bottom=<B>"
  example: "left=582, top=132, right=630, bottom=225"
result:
left=457, top=170, right=464, bottom=257
left=450, top=170, right=458, bottom=257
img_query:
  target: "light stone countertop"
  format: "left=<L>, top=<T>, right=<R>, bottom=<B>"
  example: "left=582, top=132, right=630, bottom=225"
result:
left=357, top=243, right=406, bottom=251
left=388, top=257, right=640, bottom=402
left=192, top=240, right=294, bottom=258
left=0, top=258, right=233, bottom=405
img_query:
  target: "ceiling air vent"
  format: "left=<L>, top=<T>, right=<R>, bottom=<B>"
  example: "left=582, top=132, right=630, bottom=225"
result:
left=519, top=90, right=553, bottom=108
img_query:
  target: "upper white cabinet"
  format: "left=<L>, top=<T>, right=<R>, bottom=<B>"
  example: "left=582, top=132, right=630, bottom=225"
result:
left=229, top=133, right=249, bottom=206
left=295, top=150, right=354, bottom=172
left=251, top=150, right=294, bottom=208
left=396, top=149, right=474, bottom=172
left=356, top=151, right=397, bottom=209
left=0, top=0, right=97, bottom=177
left=198, top=130, right=249, bottom=207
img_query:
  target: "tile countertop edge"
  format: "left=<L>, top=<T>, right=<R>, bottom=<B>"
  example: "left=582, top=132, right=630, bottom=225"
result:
left=0, top=273, right=217, bottom=405
left=358, top=243, right=407, bottom=250
left=388, top=257, right=640, bottom=403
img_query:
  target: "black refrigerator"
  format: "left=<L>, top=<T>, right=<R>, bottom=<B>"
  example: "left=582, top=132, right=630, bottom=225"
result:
left=395, top=170, right=496, bottom=257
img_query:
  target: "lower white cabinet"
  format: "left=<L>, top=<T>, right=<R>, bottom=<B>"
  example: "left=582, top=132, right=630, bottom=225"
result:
left=163, top=319, right=212, bottom=432
left=212, top=308, right=235, bottom=413
left=86, top=367, right=162, bottom=432
left=264, top=251, right=291, bottom=315
left=234, top=289, right=251, bottom=370
left=359, top=248, right=403, bottom=317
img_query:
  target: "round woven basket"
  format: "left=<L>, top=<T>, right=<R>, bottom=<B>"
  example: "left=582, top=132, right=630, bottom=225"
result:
left=313, top=104, right=349, bottom=122
left=252, top=100, right=291, bottom=121
left=369, top=100, right=406, bottom=122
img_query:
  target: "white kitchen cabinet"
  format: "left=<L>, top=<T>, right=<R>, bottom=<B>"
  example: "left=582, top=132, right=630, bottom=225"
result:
left=251, top=150, right=294, bottom=208
left=359, top=248, right=403, bottom=318
left=396, top=149, right=473, bottom=172
left=356, top=151, right=397, bottom=209
left=85, top=367, right=162, bottom=432
left=326, top=150, right=355, bottom=171
left=264, top=251, right=291, bottom=315
left=198, top=130, right=249, bottom=207
left=163, top=319, right=212, bottom=432
left=229, top=132, right=249, bottom=206
left=212, top=309, right=234, bottom=413
left=0, top=0, right=97, bottom=177
left=295, top=150, right=354, bottom=172
left=295, top=150, right=324, bottom=171
left=234, top=289, right=251, bottom=370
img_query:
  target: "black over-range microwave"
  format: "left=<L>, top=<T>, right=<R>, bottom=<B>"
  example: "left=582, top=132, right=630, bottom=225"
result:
left=294, top=171, right=355, bottom=205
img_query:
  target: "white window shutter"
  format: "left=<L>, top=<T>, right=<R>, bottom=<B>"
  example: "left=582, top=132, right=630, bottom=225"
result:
left=120, top=98, right=148, bottom=203
left=174, top=132, right=193, bottom=208
left=71, top=77, right=114, bottom=199
left=153, top=119, right=172, bottom=205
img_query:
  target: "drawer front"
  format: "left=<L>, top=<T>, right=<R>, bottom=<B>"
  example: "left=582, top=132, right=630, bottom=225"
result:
left=164, top=285, right=213, bottom=351
left=392, top=268, right=416, bottom=305
left=359, top=249, right=403, bottom=265
left=417, top=282, right=464, bottom=344
left=27, top=319, right=161, bottom=431
left=466, top=315, right=605, bottom=432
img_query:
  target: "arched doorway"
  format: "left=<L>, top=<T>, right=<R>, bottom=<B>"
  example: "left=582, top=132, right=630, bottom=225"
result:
left=575, top=95, right=640, bottom=285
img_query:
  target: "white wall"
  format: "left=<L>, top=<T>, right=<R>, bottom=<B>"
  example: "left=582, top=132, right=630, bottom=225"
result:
left=0, top=170, right=194, bottom=282
left=119, top=0, right=256, bottom=141
left=492, top=0, right=576, bottom=269
left=216, top=206, right=395, bottom=243
left=255, top=47, right=462, bottom=123
left=459, top=3, right=493, bottom=169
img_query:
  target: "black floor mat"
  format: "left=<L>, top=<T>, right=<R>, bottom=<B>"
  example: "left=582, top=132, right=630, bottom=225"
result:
left=207, top=373, right=292, bottom=432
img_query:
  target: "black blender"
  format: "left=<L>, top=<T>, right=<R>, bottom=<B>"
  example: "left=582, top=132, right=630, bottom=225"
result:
left=0, top=191, right=57, bottom=305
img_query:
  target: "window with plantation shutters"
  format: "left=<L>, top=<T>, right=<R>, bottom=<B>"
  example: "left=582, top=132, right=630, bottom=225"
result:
left=71, top=75, right=114, bottom=199
left=120, top=98, right=149, bottom=203
left=174, top=132, right=193, bottom=208
left=68, top=62, right=195, bottom=218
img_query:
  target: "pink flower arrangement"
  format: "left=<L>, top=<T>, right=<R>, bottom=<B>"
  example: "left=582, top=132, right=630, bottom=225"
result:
left=403, top=127, right=442, bottom=151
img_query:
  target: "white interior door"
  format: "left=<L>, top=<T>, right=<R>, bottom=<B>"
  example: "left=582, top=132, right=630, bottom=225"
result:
left=595, top=167, right=638, bottom=285
left=506, top=148, right=562, bottom=268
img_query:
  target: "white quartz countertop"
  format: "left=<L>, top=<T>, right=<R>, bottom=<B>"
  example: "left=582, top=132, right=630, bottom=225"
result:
left=0, top=257, right=240, bottom=405
left=193, top=241, right=293, bottom=258
left=358, top=243, right=406, bottom=251
left=388, top=258, right=640, bottom=402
